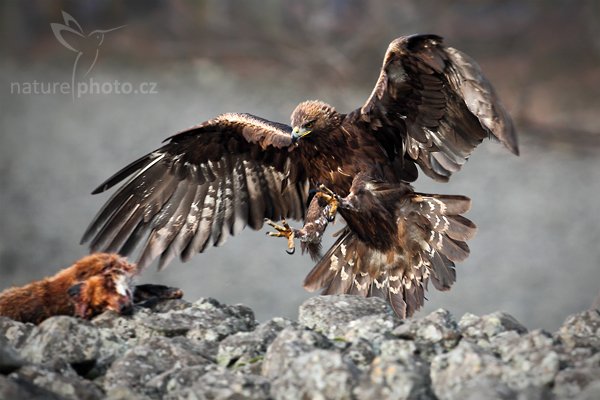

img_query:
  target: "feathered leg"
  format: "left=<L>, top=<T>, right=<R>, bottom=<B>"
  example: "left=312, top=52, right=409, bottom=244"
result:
left=265, top=194, right=332, bottom=257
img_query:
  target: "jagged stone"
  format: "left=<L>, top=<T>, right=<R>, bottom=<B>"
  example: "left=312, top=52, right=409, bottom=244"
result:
left=146, top=364, right=219, bottom=395
left=556, top=309, right=600, bottom=350
left=342, top=338, right=377, bottom=370
left=343, top=314, right=397, bottom=346
left=459, top=312, right=527, bottom=344
left=354, top=357, right=434, bottom=400
left=165, top=369, right=270, bottom=400
left=380, top=338, right=418, bottom=360
left=1, top=297, right=599, bottom=400
left=0, top=374, right=64, bottom=400
left=103, top=336, right=215, bottom=398
left=393, top=309, right=461, bottom=360
left=0, top=316, right=35, bottom=349
left=270, top=349, right=358, bottom=400
left=217, top=317, right=295, bottom=372
left=10, top=363, right=104, bottom=400
left=430, top=341, right=505, bottom=400
left=495, top=330, right=560, bottom=391
left=298, top=295, right=392, bottom=339
left=261, top=326, right=331, bottom=380
left=0, top=335, right=26, bottom=374
left=20, top=316, right=126, bottom=375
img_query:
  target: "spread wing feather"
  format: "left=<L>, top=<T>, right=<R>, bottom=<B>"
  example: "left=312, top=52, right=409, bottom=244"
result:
left=82, top=113, right=309, bottom=269
left=358, top=34, right=518, bottom=182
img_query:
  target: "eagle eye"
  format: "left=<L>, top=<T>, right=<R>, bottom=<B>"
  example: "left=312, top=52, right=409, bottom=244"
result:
left=304, top=120, right=316, bottom=129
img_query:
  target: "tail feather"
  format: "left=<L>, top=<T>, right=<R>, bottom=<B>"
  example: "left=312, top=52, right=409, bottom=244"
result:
left=304, top=228, right=352, bottom=292
left=430, top=251, right=455, bottom=291
left=303, top=192, right=476, bottom=319
left=446, top=214, right=477, bottom=241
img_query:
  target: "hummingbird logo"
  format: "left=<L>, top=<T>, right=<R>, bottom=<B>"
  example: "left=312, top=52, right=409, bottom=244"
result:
left=51, top=11, right=125, bottom=100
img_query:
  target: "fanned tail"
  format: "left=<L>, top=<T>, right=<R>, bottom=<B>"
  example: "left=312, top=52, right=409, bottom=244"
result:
left=303, top=193, right=476, bottom=319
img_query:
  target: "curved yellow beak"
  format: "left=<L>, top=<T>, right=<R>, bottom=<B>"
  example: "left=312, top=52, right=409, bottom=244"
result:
left=291, top=127, right=311, bottom=143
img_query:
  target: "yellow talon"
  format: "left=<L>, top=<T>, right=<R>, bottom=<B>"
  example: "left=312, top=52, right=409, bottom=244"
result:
left=265, top=219, right=296, bottom=254
left=316, top=185, right=340, bottom=221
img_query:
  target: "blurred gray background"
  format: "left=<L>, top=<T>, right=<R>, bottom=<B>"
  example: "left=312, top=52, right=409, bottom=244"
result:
left=1, top=0, right=599, bottom=331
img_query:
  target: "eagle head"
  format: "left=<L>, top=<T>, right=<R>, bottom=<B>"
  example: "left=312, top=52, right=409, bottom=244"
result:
left=290, top=100, right=341, bottom=143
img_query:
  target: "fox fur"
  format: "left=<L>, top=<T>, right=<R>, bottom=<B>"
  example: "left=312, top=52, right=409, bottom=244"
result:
left=0, top=253, right=137, bottom=324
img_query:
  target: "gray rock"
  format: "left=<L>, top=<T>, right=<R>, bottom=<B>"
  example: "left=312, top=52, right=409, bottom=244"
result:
left=20, top=316, right=126, bottom=374
left=20, top=316, right=100, bottom=366
left=105, top=386, right=153, bottom=400
left=103, top=335, right=214, bottom=398
left=430, top=341, right=505, bottom=400
left=139, top=299, right=193, bottom=314
left=342, top=338, right=376, bottom=370
left=10, top=363, right=104, bottom=400
left=553, top=366, right=600, bottom=399
left=92, top=298, right=257, bottom=345
left=393, top=309, right=461, bottom=360
left=261, top=327, right=330, bottom=380
left=576, top=380, right=600, bottom=400
left=270, top=349, right=358, bottom=400
left=3, top=295, right=600, bottom=400
left=486, top=330, right=522, bottom=354
left=354, top=356, right=433, bottom=400
left=495, top=330, right=559, bottom=391
left=133, top=298, right=256, bottom=342
left=217, top=317, right=294, bottom=372
left=0, top=334, right=26, bottom=374
left=299, top=295, right=392, bottom=339
left=556, top=309, right=600, bottom=350
left=91, top=309, right=143, bottom=343
left=561, top=347, right=600, bottom=370
left=451, top=377, right=517, bottom=400
left=165, top=369, right=270, bottom=400
left=379, top=338, right=421, bottom=366
left=459, top=312, right=527, bottom=344
left=0, top=374, right=64, bottom=400
left=146, top=364, right=219, bottom=396
left=0, top=316, right=35, bottom=349
left=343, top=314, right=396, bottom=346
left=187, top=298, right=257, bottom=341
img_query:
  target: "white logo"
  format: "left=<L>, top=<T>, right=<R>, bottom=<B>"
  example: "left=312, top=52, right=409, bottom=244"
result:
left=9, top=12, right=157, bottom=98
left=51, top=11, right=125, bottom=100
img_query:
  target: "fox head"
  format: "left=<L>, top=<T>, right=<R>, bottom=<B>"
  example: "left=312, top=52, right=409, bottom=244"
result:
left=67, top=264, right=136, bottom=319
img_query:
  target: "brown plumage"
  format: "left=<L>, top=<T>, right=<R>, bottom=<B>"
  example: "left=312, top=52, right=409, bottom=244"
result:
left=82, top=34, right=518, bottom=318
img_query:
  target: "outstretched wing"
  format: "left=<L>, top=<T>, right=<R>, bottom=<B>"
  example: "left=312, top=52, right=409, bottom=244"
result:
left=357, top=34, right=518, bottom=181
left=82, top=113, right=309, bottom=269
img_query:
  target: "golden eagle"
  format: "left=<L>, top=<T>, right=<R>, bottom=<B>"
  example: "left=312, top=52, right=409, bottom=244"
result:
left=82, top=34, right=518, bottom=318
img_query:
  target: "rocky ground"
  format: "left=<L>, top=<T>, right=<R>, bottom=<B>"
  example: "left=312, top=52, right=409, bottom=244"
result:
left=1, top=295, right=599, bottom=400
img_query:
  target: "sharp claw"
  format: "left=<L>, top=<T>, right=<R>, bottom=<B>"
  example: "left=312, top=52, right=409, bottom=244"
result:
left=318, top=184, right=337, bottom=198
left=316, top=185, right=341, bottom=221
left=265, top=218, right=296, bottom=254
